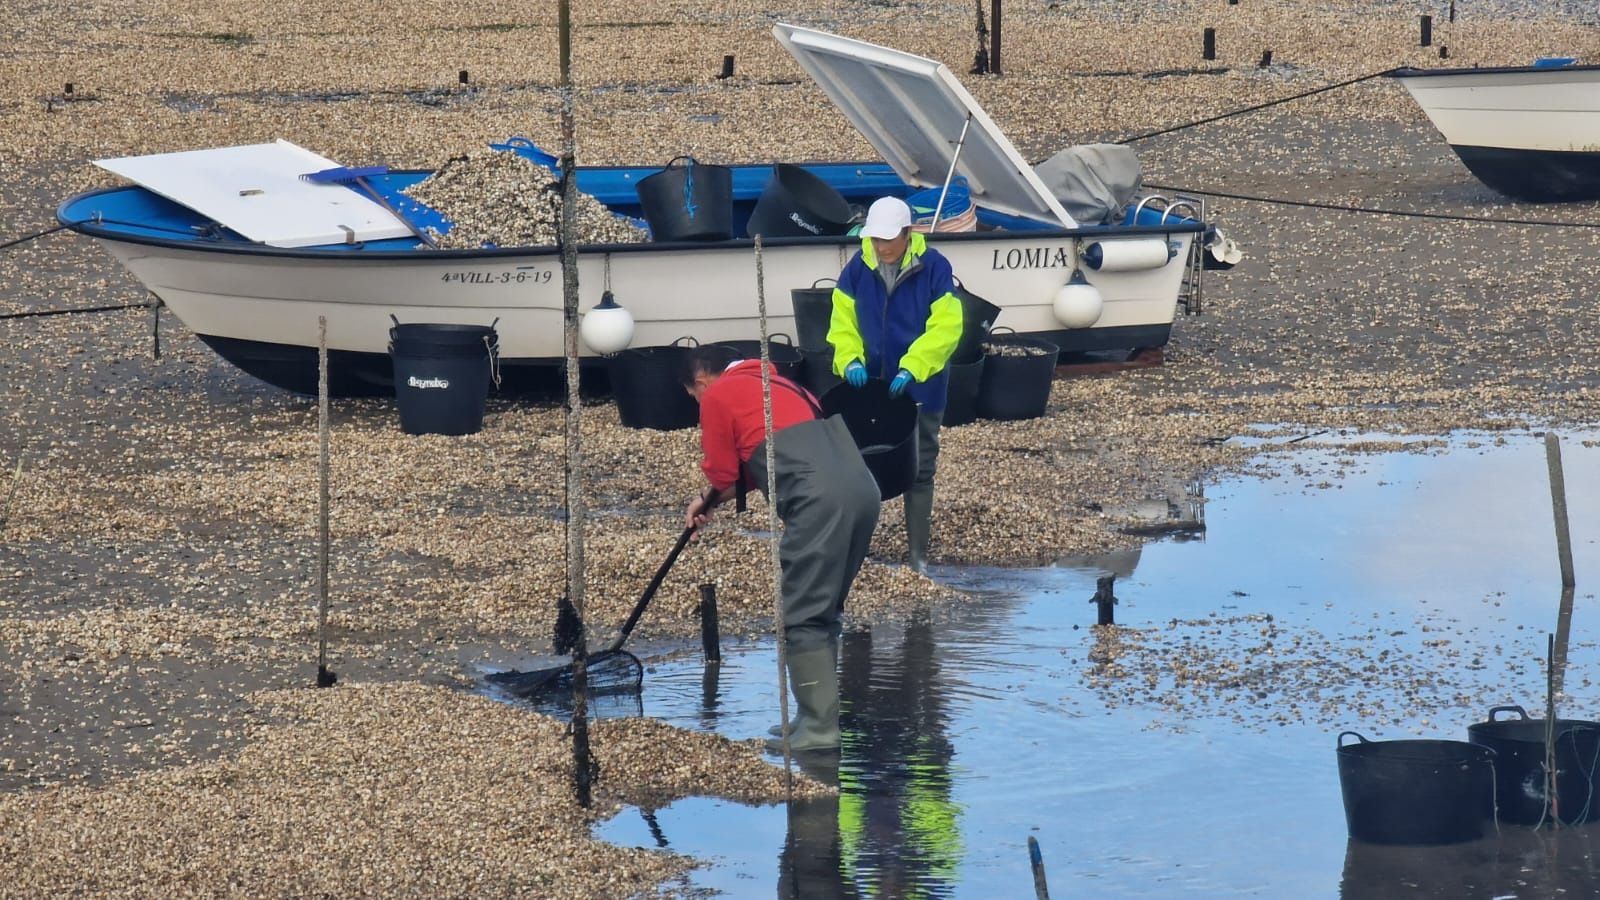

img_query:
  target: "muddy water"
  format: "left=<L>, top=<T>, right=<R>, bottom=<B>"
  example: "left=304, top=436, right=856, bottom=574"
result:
left=596, top=432, right=1600, bottom=897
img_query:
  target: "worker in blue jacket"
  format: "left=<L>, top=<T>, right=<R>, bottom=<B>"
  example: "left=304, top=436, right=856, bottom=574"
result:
left=828, top=196, right=963, bottom=572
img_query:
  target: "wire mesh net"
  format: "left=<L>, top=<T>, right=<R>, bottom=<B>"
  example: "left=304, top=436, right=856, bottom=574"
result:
left=484, top=649, right=644, bottom=715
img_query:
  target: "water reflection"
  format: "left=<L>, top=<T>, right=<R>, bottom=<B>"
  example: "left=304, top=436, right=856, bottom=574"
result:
left=1340, top=828, right=1600, bottom=898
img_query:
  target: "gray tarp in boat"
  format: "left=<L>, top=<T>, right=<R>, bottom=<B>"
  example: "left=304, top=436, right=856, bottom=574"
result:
left=1032, top=144, right=1143, bottom=226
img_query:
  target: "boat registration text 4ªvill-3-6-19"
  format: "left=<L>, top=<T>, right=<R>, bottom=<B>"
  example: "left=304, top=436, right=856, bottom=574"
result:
left=439, top=268, right=555, bottom=285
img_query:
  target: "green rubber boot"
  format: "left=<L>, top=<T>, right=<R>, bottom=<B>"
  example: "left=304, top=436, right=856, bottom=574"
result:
left=765, top=641, right=840, bottom=753
left=904, top=485, right=934, bottom=573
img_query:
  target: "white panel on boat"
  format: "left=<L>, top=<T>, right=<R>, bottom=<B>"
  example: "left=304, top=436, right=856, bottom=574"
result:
left=93, top=139, right=414, bottom=248
left=773, top=23, right=1077, bottom=228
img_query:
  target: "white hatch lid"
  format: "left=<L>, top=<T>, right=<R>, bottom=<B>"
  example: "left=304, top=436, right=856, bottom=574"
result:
left=93, top=139, right=414, bottom=248
left=773, top=23, right=1077, bottom=228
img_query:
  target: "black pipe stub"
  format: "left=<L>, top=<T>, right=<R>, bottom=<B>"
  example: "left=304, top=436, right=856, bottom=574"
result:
left=717, top=55, right=734, bottom=80
left=316, top=665, right=338, bottom=688
left=1090, top=575, right=1118, bottom=626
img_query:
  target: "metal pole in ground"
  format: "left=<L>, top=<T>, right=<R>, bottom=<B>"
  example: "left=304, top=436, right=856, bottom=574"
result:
left=315, top=317, right=336, bottom=688
left=557, top=0, right=594, bottom=809
left=754, top=235, right=794, bottom=787
left=1546, top=432, right=1576, bottom=698
left=700, top=583, right=721, bottom=664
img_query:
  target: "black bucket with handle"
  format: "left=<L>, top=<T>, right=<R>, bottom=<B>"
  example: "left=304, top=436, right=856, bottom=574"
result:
left=388, top=318, right=500, bottom=436
left=745, top=164, right=855, bottom=239
left=976, top=328, right=1059, bottom=421
left=635, top=157, right=734, bottom=242
left=1467, top=704, right=1600, bottom=825
left=820, top=379, right=918, bottom=501
left=942, top=351, right=986, bottom=427
left=608, top=337, right=700, bottom=430
left=1336, top=731, right=1498, bottom=845
left=709, top=334, right=804, bottom=384
left=791, top=278, right=836, bottom=352
left=952, top=281, right=1002, bottom=363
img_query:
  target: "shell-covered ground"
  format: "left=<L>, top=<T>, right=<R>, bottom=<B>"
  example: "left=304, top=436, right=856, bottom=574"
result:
left=4, top=0, right=1600, bottom=894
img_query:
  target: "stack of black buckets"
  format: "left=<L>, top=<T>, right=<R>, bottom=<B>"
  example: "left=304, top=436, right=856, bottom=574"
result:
left=1338, top=704, right=1600, bottom=846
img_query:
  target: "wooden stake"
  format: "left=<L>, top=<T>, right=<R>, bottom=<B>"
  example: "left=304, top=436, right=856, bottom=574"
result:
left=1203, top=28, right=1217, bottom=61
left=315, top=317, right=336, bottom=688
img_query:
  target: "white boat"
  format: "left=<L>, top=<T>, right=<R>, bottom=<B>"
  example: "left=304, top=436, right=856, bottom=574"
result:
left=1392, top=60, right=1600, bottom=202
left=57, top=25, right=1219, bottom=396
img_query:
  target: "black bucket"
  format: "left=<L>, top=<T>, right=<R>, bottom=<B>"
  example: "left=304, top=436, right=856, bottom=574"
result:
left=953, top=283, right=1002, bottom=363
left=976, top=329, right=1059, bottom=421
left=388, top=321, right=499, bottom=436
left=746, top=164, right=856, bottom=239
left=820, top=380, right=918, bottom=501
left=791, top=279, right=836, bottom=352
left=635, top=157, right=734, bottom=242
left=943, top=352, right=986, bottom=427
left=799, top=346, right=843, bottom=398
left=1336, top=731, right=1498, bottom=845
left=1468, top=704, right=1600, bottom=825
left=608, top=338, right=700, bottom=430
left=710, top=334, right=803, bottom=384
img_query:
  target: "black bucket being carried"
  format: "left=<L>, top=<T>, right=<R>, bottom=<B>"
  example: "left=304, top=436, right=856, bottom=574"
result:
left=1336, top=731, right=1498, bottom=845
left=746, top=164, right=855, bottom=239
left=710, top=334, right=804, bottom=384
left=952, top=282, right=1002, bottom=363
left=388, top=318, right=500, bottom=436
left=976, top=328, right=1059, bottom=421
left=799, top=346, right=842, bottom=398
left=635, top=157, right=734, bottom=242
left=608, top=337, right=700, bottom=431
left=1467, top=704, right=1600, bottom=825
left=821, top=380, right=918, bottom=501
left=791, top=278, right=836, bottom=352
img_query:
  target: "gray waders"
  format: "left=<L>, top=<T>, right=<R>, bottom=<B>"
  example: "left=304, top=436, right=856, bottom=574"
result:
left=745, top=415, right=880, bottom=751
left=904, top=408, right=943, bottom=572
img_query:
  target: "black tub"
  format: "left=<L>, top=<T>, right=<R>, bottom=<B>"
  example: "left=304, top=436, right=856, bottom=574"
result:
left=799, top=346, right=842, bottom=398
left=942, top=352, right=985, bottom=427
left=791, top=278, right=836, bottom=352
left=952, top=283, right=1001, bottom=363
left=710, top=334, right=804, bottom=384
left=1468, top=704, right=1600, bottom=825
left=636, top=157, right=734, bottom=242
left=1337, top=731, right=1497, bottom=845
left=608, top=338, right=700, bottom=430
left=388, top=321, right=499, bottom=436
left=976, top=330, right=1059, bottom=421
left=820, top=380, right=918, bottom=501
left=746, top=164, right=855, bottom=239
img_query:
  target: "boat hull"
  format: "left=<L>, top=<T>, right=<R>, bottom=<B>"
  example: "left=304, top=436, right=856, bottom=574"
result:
left=88, top=230, right=1193, bottom=396
left=1394, top=64, right=1600, bottom=202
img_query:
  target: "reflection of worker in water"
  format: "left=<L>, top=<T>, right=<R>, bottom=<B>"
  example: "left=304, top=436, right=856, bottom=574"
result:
left=829, top=196, right=962, bottom=572
left=778, top=622, right=963, bottom=895
left=682, top=345, right=879, bottom=751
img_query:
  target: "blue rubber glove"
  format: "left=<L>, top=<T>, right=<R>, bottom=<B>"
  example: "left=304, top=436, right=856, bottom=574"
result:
left=888, top=369, right=914, bottom=397
left=844, top=360, right=868, bottom=388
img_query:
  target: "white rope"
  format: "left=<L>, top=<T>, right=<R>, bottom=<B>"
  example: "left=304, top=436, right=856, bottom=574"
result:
left=755, top=235, right=793, bottom=785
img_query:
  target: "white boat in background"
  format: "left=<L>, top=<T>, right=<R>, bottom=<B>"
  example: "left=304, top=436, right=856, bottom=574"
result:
left=1392, top=60, right=1600, bottom=202
left=57, top=24, right=1222, bottom=396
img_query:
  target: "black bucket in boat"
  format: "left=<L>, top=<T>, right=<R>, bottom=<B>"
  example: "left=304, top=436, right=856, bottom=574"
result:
left=976, top=329, right=1059, bottom=421
left=1467, top=704, right=1600, bottom=825
left=791, top=279, right=836, bottom=352
left=1336, top=731, right=1497, bottom=845
left=388, top=321, right=499, bottom=436
left=942, top=351, right=986, bottom=428
left=746, top=164, right=855, bottom=239
left=635, top=157, right=734, bottom=242
left=799, top=346, right=843, bottom=398
left=709, top=334, right=804, bottom=384
left=821, top=380, right=918, bottom=501
left=953, top=283, right=1002, bottom=363
left=608, top=338, right=700, bottom=430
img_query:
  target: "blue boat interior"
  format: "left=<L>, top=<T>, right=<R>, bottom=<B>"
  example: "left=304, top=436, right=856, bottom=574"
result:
left=59, top=137, right=1202, bottom=253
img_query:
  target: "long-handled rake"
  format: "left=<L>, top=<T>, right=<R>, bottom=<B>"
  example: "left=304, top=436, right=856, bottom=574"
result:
left=487, top=520, right=698, bottom=700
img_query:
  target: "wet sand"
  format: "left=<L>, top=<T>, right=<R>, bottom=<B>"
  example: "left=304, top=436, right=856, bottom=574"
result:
left=4, top=0, right=1600, bottom=894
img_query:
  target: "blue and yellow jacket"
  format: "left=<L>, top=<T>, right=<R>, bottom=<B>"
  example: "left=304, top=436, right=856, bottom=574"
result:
left=827, top=232, right=962, bottom=413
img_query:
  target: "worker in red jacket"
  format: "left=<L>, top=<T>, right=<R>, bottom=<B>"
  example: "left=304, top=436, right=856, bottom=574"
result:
left=682, top=344, right=879, bottom=751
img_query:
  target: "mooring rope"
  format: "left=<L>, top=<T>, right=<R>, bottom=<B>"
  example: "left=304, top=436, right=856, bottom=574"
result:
left=0, top=301, right=154, bottom=321
left=1145, top=182, right=1600, bottom=230
left=754, top=235, right=794, bottom=786
left=1115, top=67, right=1398, bottom=145
left=0, top=223, right=69, bottom=252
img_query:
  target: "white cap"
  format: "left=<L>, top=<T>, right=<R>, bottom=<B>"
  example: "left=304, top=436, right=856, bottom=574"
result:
left=861, top=196, right=912, bottom=240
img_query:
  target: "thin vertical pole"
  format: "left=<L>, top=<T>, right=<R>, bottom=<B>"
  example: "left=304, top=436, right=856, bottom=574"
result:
left=990, top=0, right=1002, bottom=75
left=754, top=235, right=793, bottom=787
left=315, top=317, right=335, bottom=688
left=557, top=0, right=593, bottom=808
left=700, top=583, right=722, bottom=664
left=1547, top=431, right=1578, bottom=703
left=1028, top=836, right=1050, bottom=899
